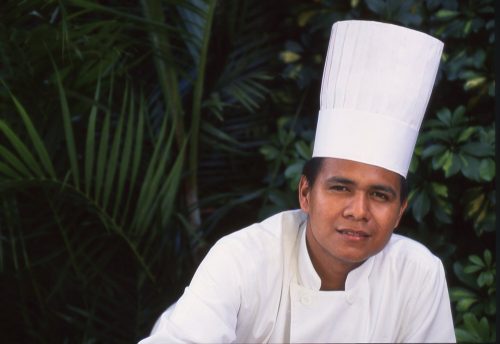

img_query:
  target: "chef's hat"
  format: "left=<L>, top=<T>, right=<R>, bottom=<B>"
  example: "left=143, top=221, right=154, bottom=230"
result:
left=312, top=20, right=443, bottom=177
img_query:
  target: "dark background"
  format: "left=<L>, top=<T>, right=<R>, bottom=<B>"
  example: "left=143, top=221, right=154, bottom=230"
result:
left=0, top=0, right=495, bottom=342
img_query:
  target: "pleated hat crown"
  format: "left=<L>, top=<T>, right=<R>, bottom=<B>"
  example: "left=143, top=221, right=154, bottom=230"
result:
left=312, top=20, right=444, bottom=177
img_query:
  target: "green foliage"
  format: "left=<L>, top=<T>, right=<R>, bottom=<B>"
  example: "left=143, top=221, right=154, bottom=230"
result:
left=258, top=0, right=495, bottom=342
left=0, top=0, right=495, bottom=342
left=259, top=116, right=313, bottom=218
left=1, top=74, right=186, bottom=342
left=1, top=0, right=283, bottom=342
left=450, top=250, right=496, bottom=342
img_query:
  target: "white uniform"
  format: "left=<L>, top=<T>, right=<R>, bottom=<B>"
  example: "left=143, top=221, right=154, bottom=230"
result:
left=139, top=210, right=456, bottom=343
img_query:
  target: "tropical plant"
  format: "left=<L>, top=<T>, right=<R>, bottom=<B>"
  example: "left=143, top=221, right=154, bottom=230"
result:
left=259, top=0, right=495, bottom=342
left=1, top=0, right=284, bottom=342
left=0, top=0, right=495, bottom=342
left=450, top=250, right=496, bottom=342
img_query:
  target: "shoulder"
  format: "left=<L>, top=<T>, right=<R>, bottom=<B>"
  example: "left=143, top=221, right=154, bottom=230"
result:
left=372, top=234, right=444, bottom=284
left=382, top=233, right=441, bottom=265
left=213, top=209, right=306, bottom=259
left=196, top=210, right=305, bottom=281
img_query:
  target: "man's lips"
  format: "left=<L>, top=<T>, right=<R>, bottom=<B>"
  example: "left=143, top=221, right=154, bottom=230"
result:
left=336, top=229, right=370, bottom=238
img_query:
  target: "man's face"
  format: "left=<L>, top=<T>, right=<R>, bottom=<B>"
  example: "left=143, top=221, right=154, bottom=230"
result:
left=299, top=158, right=408, bottom=271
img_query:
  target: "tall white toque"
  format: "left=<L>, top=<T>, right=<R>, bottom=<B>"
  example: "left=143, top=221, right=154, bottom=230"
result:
left=312, top=20, right=444, bottom=177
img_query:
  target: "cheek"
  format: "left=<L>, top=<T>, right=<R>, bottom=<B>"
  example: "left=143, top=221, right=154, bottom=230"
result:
left=374, top=207, right=403, bottom=229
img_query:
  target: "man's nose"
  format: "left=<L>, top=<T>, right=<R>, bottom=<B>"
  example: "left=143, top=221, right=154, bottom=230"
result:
left=343, top=192, right=369, bottom=222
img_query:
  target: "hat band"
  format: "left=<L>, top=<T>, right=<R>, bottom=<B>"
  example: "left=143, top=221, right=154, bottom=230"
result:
left=312, top=108, right=419, bottom=177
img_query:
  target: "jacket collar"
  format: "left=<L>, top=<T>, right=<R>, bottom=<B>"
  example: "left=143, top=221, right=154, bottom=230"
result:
left=297, top=215, right=375, bottom=291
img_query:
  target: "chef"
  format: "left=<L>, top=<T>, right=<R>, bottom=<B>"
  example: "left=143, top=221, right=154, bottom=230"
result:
left=139, top=20, right=456, bottom=343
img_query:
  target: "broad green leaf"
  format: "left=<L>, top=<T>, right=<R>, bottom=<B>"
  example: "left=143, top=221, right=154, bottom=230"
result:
left=260, top=145, right=280, bottom=160
left=436, top=108, right=452, bottom=126
left=463, top=265, right=482, bottom=274
left=431, top=183, right=448, bottom=198
left=294, top=141, right=311, bottom=160
left=449, top=153, right=462, bottom=176
left=461, top=155, right=481, bottom=181
left=408, top=155, right=419, bottom=173
left=451, top=105, right=466, bottom=125
left=421, top=144, right=446, bottom=159
left=457, top=127, right=476, bottom=143
left=468, top=255, right=484, bottom=267
left=464, top=191, right=484, bottom=220
left=479, top=158, right=495, bottom=181
left=280, top=51, right=301, bottom=63
left=298, top=10, right=316, bottom=26
left=488, top=81, right=494, bottom=96
left=477, top=271, right=493, bottom=287
left=433, top=205, right=453, bottom=224
left=464, top=76, right=486, bottom=90
left=267, top=189, right=291, bottom=208
left=411, top=190, right=430, bottom=222
left=463, top=19, right=472, bottom=35
left=365, top=0, right=386, bottom=15
left=284, top=161, right=304, bottom=179
left=453, top=262, right=477, bottom=289
left=461, top=142, right=493, bottom=158
left=455, top=328, right=480, bottom=342
left=477, top=316, right=490, bottom=340
left=456, top=298, right=478, bottom=312
left=463, top=313, right=481, bottom=336
left=450, top=287, right=476, bottom=300
left=285, top=160, right=305, bottom=191
left=443, top=152, right=460, bottom=177
left=483, top=249, right=492, bottom=266
left=432, top=150, right=451, bottom=170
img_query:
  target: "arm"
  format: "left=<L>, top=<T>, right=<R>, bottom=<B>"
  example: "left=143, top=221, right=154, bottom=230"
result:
left=402, top=257, right=456, bottom=343
left=138, top=238, right=242, bottom=343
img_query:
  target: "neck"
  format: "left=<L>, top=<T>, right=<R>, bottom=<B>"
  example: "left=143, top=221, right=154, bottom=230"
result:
left=305, top=226, right=363, bottom=291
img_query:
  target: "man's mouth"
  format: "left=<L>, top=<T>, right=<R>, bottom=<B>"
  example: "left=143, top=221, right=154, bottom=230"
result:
left=336, top=229, right=370, bottom=238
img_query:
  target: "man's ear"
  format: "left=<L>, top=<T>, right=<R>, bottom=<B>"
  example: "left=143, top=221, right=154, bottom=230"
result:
left=298, top=175, right=311, bottom=213
left=394, top=199, right=408, bottom=229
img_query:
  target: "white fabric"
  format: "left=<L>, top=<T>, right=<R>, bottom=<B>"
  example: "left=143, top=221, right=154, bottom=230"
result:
left=139, top=210, right=456, bottom=343
left=313, top=20, right=444, bottom=177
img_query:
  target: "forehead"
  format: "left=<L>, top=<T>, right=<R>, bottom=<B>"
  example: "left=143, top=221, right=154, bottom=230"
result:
left=318, top=158, right=402, bottom=189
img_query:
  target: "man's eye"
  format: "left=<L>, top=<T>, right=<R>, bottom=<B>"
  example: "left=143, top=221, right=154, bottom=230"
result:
left=372, top=192, right=389, bottom=201
left=331, top=185, right=349, bottom=192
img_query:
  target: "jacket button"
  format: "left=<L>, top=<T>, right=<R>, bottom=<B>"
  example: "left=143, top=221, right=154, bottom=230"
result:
left=300, top=294, right=312, bottom=305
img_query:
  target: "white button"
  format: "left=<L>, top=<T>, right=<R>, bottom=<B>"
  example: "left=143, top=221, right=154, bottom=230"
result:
left=300, top=294, right=312, bottom=305
left=346, top=293, right=354, bottom=304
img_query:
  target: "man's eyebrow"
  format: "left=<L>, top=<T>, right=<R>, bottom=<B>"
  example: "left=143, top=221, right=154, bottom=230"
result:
left=325, top=176, right=355, bottom=185
left=326, top=177, right=397, bottom=197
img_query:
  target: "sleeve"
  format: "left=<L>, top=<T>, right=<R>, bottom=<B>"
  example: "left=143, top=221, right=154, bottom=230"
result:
left=402, top=257, right=456, bottom=343
left=138, top=238, right=244, bottom=344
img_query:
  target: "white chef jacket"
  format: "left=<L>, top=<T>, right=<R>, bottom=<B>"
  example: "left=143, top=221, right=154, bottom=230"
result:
left=139, top=210, right=456, bottom=343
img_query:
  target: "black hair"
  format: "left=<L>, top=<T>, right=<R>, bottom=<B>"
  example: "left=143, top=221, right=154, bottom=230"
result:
left=302, top=157, right=408, bottom=203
